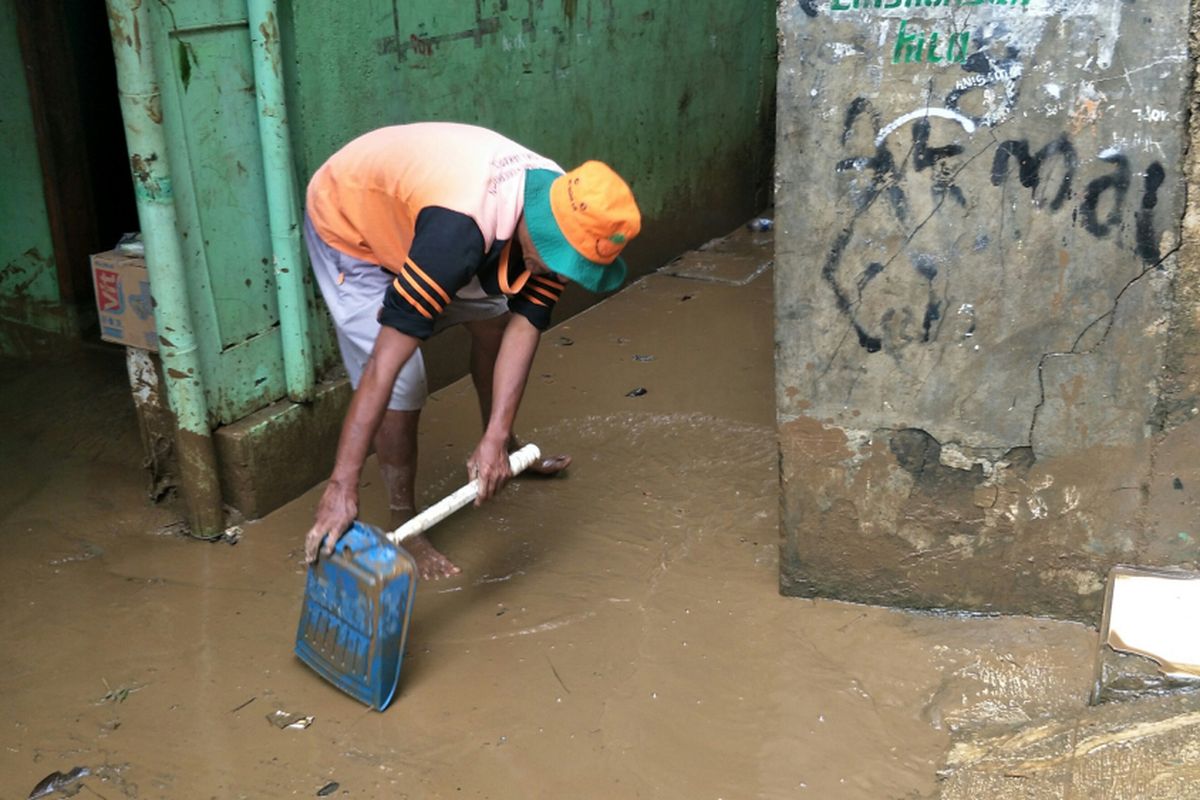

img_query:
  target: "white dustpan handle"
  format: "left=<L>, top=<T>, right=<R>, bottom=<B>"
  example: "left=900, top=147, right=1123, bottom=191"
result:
left=386, top=443, right=542, bottom=545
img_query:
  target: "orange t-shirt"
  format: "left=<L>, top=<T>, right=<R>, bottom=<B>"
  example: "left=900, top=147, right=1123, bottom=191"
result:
left=306, top=122, right=559, bottom=273
left=306, top=123, right=566, bottom=339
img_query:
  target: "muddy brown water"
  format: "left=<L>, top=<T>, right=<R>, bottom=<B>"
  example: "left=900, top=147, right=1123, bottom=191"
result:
left=0, top=231, right=1098, bottom=799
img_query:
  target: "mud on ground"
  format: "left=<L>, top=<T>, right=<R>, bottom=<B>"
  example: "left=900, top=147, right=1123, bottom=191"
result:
left=2, top=223, right=1194, bottom=799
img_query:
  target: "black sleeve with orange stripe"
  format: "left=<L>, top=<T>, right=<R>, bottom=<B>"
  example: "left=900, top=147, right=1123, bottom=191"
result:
left=508, top=274, right=564, bottom=331
left=379, top=207, right=485, bottom=340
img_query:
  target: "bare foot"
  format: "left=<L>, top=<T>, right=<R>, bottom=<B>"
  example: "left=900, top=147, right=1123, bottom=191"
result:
left=402, top=533, right=462, bottom=580
left=524, top=453, right=571, bottom=475
left=507, top=436, right=571, bottom=477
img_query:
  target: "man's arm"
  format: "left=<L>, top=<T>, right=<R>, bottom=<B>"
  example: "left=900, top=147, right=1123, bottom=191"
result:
left=467, top=312, right=542, bottom=504
left=304, top=325, right=420, bottom=562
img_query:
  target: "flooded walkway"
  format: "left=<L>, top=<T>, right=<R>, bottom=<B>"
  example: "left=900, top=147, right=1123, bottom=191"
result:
left=1, top=222, right=1183, bottom=799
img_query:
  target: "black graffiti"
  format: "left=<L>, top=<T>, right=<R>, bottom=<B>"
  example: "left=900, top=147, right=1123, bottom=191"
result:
left=825, top=97, right=940, bottom=353
left=991, top=138, right=1163, bottom=265
left=822, top=227, right=883, bottom=352
left=1136, top=162, right=1166, bottom=264
left=990, top=135, right=1076, bottom=211
left=1080, top=153, right=1131, bottom=239
left=825, top=99, right=890, bottom=354
left=857, top=261, right=885, bottom=293
left=912, top=118, right=963, bottom=172
left=912, top=254, right=941, bottom=343
left=841, top=95, right=876, bottom=142
left=825, top=94, right=1170, bottom=356
left=798, top=0, right=819, bottom=17
left=914, top=118, right=968, bottom=207
left=838, top=98, right=909, bottom=222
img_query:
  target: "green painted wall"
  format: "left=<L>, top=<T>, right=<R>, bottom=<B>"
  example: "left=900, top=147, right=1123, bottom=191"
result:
left=0, top=0, right=776, bottom=516
left=148, top=0, right=299, bottom=425
left=281, top=0, right=778, bottom=279
left=0, top=0, right=69, bottom=352
left=136, top=0, right=775, bottom=426
left=2, top=0, right=774, bottom=400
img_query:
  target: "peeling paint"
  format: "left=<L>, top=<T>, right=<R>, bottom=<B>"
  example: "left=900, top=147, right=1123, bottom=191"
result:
left=939, top=444, right=985, bottom=472
left=1038, top=567, right=1105, bottom=596
left=126, top=348, right=159, bottom=404
left=827, top=42, right=861, bottom=61
left=1027, top=495, right=1049, bottom=519
left=258, top=11, right=281, bottom=78
left=1062, top=485, right=1081, bottom=513
left=129, top=152, right=172, bottom=203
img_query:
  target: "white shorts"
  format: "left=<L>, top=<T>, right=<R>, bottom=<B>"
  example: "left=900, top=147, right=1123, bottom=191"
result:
left=304, top=215, right=508, bottom=411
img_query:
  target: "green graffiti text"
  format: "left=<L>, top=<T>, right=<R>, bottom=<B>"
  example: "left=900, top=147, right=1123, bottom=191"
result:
left=892, top=19, right=969, bottom=64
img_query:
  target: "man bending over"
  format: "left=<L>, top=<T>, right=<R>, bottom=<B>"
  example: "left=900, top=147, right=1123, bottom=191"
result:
left=302, top=122, right=641, bottom=578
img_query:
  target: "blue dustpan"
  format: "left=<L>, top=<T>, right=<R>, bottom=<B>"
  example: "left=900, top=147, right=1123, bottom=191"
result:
left=295, top=522, right=417, bottom=709
left=296, top=444, right=543, bottom=710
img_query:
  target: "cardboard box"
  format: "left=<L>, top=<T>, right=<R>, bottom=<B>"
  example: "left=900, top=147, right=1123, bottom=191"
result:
left=90, top=250, right=158, bottom=351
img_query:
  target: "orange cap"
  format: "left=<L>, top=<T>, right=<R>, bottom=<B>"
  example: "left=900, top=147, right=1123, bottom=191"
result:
left=523, top=161, right=641, bottom=293
left=549, top=161, right=642, bottom=265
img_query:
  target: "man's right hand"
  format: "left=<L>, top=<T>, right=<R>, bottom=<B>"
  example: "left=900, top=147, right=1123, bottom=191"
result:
left=303, top=326, right=422, bottom=564
left=304, top=479, right=359, bottom=563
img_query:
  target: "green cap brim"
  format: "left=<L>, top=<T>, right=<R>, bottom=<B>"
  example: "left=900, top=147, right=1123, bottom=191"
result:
left=523, top=169, right=628, bottom=294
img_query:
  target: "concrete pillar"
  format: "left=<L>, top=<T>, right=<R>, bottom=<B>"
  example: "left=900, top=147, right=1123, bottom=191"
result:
left=775, top=0, right=1198, bottom=621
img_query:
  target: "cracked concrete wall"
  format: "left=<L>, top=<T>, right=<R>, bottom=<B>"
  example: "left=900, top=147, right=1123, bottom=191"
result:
left=775, top=0, right=1199, bottom=621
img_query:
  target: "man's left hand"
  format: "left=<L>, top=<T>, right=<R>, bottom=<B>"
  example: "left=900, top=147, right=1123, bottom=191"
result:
left=467, top=435, right=512, bottom=505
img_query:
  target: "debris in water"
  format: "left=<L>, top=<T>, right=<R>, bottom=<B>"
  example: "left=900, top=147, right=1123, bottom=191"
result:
left=632, top=354, right=655, bottom=362
left=317, top=781, right=340, bottom=796
left=222, top=525, right=242, bottom=545
left=680, top=294, right=693, bottom=302
left=747, top=217, right=774, bottom=232
left=267, top=710, right=314, bottom=730
left=626, top=388, right=648, bottom=398
left=48, top=542, right=103, bottom=566
left=230, top=696, right=256, bottom=713
left=97, top=679, right=143, bottom=705
left=547, top=656, right=570, bottom=694
left=1174, top=477, right=1184, bottom=490
left=555, top=336, right=574, bottom=346
left=28, top=766, right=89, bottom=800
